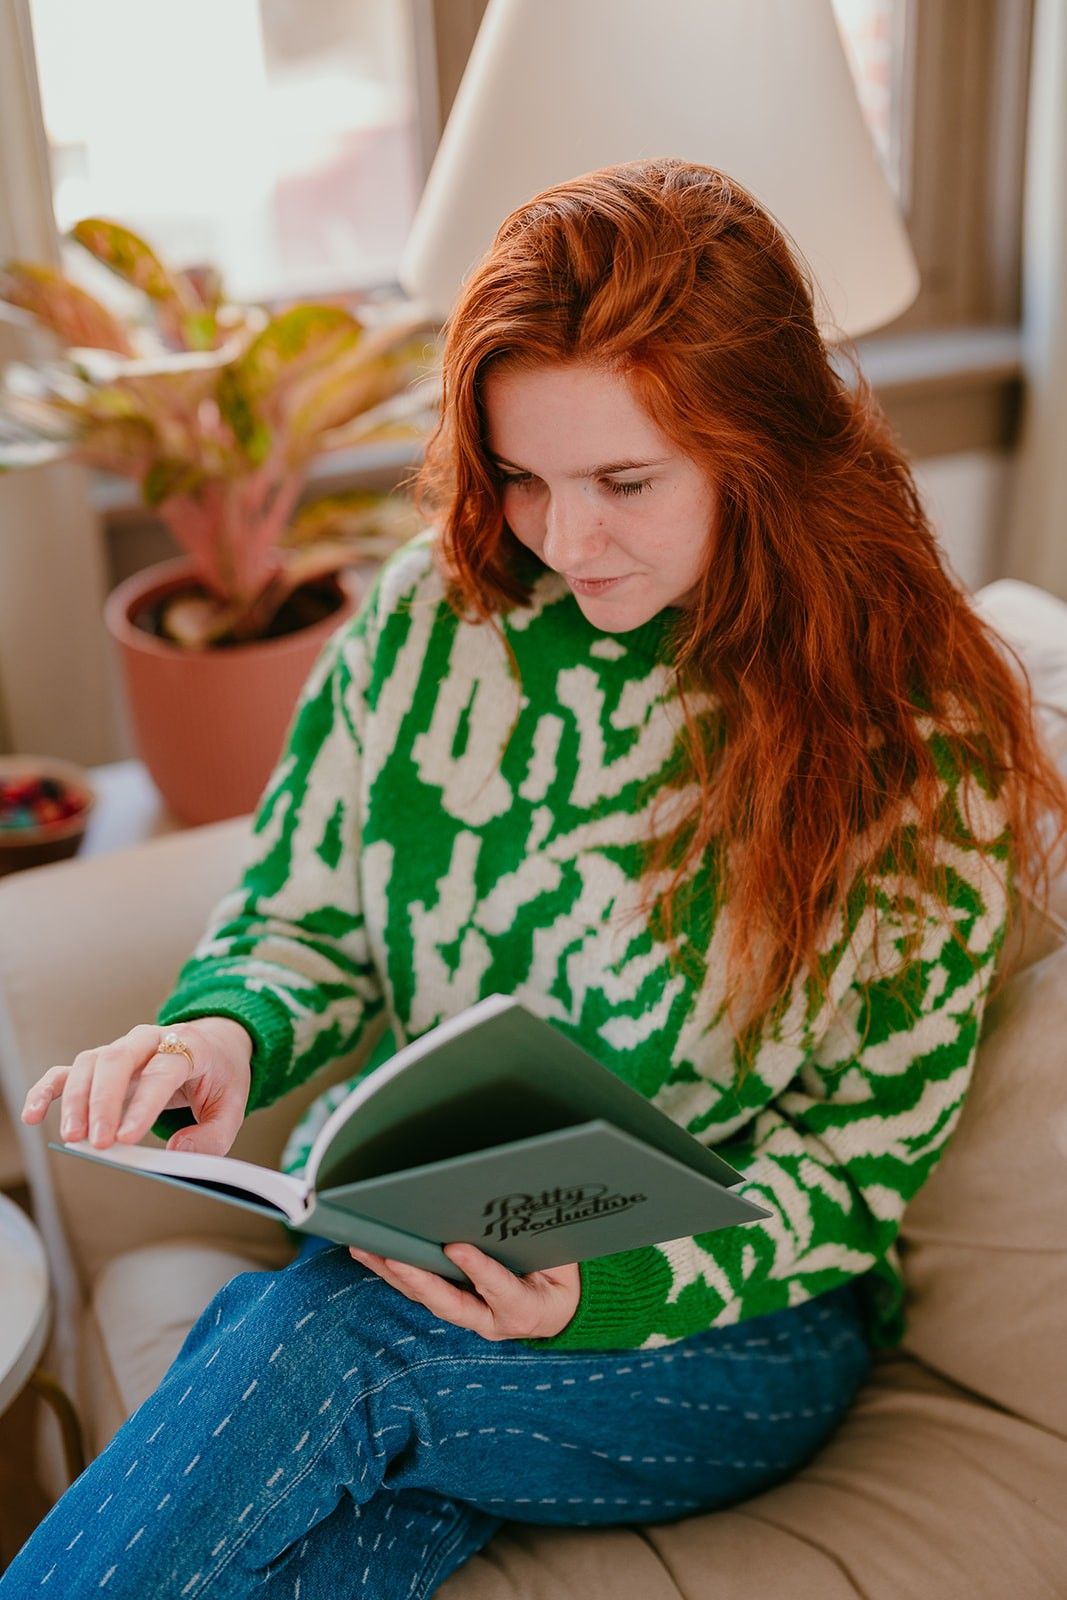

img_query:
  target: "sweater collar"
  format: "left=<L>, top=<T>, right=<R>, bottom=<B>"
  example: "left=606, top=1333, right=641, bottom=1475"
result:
left=618, top=606, right=681, bottom=663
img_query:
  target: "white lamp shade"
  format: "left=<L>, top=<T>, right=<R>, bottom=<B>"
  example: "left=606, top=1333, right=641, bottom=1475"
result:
left=399, top=0, right=919, bottom=341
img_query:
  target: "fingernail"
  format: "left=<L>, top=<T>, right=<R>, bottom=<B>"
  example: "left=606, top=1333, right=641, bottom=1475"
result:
left=116, top=1120, right=135, bottom=1138
left=172, top=1137, right=190, bottom=1152
left=90, top=1121, right=107, bottom=1145
left=60, top=1120, right=74, bottom=1139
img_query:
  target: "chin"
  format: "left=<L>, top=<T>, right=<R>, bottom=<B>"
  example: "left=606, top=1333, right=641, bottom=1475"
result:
left=573, top=595, right=659, bottom=633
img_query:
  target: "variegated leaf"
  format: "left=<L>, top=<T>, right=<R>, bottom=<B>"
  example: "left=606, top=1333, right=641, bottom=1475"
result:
left=0, top=261, right=135, bottom=354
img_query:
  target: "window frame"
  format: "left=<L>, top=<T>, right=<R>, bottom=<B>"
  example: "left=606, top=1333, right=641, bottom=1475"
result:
left=855, top=0, right=1033, bottom=456
left=881, top=0, right=1033, bottom=335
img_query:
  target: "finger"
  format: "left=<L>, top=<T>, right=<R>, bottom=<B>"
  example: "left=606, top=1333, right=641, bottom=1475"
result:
left=348, top=1247, right=386, bottom=1271
left=348, top=1249, right=428, bottom=1302
left=119, top=1088, right=195, bottom=1139
left=87, top=1026, right=177, bottom=1147
left=113, top=1063, right=195, bottom=1143
left=382, top=1258, right=493, bottom=1332
left=119, top=1031, right=247, bottom=1154
left=166, top=1076, right=246, bottom=1156
left=443, top=1244, right=571, bottom=1339
left=442, top=1243, right=525, bottom=1311
left=56, top=1051, right=101, bottom=1142
left=348, top=1248, right=423, bottom=1291
left=115, top=1043, right=202, bottom=1145
left=350, top=1249, right=493, bottom=1335
left=22, top=1064, right=70, bottom=1124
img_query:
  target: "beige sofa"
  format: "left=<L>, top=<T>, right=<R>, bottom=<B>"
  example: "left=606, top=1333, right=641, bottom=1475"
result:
left=1, top=577, right=1066, bottom=1599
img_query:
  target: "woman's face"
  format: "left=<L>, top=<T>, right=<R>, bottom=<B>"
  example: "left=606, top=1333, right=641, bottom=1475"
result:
left=482, top=361, right=717, bottom=631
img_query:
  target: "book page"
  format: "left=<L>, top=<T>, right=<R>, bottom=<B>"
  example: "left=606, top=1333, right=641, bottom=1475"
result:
left=305, top=993, right=519, bottom=1189
left=305, top=994, right=749, bottom=1196
left=56, top=1139, right=311, bottom=1222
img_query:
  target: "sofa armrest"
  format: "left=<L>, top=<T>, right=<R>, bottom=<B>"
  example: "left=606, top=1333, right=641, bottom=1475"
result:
left=972, top=580, right=1067, bottom=976
left=0, top=815, right=383, bottom=1294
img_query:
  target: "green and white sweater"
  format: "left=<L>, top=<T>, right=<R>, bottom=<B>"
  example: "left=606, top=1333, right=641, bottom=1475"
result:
left=155, top=530, right=1011, bottom=1353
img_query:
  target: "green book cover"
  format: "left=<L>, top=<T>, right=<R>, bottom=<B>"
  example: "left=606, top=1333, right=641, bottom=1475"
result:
left=53, top=994, right=771, bottom=1285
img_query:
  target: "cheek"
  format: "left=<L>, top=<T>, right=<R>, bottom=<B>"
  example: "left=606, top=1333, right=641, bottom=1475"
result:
left=675, top=485, right=717, bottom=566
left=502, top=501, right=536, bottom=547
left=637, top=503, right=712, bottom=579
left=501, top=492, right=546, bottom=552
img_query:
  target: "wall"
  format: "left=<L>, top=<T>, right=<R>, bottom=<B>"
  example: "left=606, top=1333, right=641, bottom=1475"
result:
left=912, top=448, right=1013, bottom=595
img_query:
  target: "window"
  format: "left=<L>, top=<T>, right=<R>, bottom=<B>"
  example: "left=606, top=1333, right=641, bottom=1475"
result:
left=20, top=0, right=1033, bottom=464
left=27, top=0, right=428, bottom=302
left=833, top=0, right=1034, bottom=337
left=0, top=0, right=1038, bottom=768
left=830, top=0, right=1033, bottom=462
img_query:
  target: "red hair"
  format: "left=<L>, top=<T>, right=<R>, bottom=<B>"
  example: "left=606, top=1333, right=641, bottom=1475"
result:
left=409, top=158, right=1067, bottom=1055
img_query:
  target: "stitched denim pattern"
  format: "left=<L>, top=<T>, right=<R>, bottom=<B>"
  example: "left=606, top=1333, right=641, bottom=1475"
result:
left=0, top=1241, right=870, bottom=1599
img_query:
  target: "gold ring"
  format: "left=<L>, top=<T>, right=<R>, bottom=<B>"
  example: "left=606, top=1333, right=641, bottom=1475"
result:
left=156, top=1030, right=195, bottom=1071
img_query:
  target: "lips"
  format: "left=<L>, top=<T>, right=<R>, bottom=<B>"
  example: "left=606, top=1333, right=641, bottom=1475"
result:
left=566, top=574, right=629, bottom=594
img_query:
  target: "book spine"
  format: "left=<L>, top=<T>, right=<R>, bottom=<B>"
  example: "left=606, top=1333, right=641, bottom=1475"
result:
left=307, top=1201, right=473, bottom=1286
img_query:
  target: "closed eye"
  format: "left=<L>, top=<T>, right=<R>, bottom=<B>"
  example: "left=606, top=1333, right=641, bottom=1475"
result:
left=499, top=472, right=650, bottom=498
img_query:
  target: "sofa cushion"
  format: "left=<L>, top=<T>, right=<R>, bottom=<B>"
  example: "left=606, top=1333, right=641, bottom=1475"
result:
left=81, top=1240, right=287, bottom=1456
left=442, top=1355, right=1067, bottom=1600
left=973, top=580, right=1067, bottom=713
left=971, top=579, right=1067, bottom=983
left=896, top=937, right=1067, bottom=1435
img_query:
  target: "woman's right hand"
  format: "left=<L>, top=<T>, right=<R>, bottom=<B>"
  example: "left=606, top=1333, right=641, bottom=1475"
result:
left=20, top=1016, right=254, bottom=1157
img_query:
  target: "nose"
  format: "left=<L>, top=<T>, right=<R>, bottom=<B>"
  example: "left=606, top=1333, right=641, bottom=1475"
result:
left=540, top=487, right=611, bottom=573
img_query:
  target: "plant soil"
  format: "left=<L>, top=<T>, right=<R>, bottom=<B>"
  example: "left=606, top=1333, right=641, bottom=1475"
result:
left=132, top=578, right=345, bottom=648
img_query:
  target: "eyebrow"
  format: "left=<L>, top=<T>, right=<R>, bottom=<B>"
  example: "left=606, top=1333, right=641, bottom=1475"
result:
left=490, top=454, right=670, bottom=478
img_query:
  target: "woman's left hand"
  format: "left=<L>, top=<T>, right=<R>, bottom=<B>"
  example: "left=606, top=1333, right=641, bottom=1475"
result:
left=348, top=1243, right=581, bottom=1341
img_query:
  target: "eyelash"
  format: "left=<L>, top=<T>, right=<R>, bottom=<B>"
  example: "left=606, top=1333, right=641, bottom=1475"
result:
left=499, top=472, right=650, bottom=498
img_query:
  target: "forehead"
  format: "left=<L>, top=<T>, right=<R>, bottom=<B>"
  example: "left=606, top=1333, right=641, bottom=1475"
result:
left=482, top=361, right=671, bottom=461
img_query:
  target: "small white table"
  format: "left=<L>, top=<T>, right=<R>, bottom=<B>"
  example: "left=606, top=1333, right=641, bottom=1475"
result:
left=0, top=1191, right=85, bottom=1482
left=81, top=758, right=186, bottom=857
left=0, top=1192, right=49, bottom=1418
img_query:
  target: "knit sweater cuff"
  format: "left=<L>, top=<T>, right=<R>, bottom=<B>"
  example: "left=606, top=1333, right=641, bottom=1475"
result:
left=521, top=1246, right=672, bottom=1351
left=150, top=986, right=295, bottom=1142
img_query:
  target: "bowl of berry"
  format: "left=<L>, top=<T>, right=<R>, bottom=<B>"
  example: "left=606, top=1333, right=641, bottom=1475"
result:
left=0, top=757, right=96, bottom=877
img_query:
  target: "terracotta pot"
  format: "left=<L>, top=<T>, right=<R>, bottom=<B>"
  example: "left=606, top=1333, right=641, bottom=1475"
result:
left=104, top=557, right=360, bottom=825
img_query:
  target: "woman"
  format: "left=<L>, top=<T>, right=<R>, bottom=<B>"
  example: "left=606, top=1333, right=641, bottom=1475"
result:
left=8, top=158, right=1067, bottom=1598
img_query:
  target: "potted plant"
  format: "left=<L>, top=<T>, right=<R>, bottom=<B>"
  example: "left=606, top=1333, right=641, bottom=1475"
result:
left=0, top=219, right=440, bottom=823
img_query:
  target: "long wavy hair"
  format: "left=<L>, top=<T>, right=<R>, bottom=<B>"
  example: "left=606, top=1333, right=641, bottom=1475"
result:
left=408, top=157, right=1067, bottom=1055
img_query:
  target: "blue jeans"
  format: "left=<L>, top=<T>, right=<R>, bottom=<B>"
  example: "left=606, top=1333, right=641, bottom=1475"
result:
left=1, top=1236, right=871, bottom=1598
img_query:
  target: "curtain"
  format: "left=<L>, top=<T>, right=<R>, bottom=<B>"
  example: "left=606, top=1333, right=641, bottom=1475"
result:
left=1004, top=0, right=1067, bottom=602
left=0, top=0, right=125, bottom=762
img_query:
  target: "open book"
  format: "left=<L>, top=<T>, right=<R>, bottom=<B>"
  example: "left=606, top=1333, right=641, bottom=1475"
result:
left=53, top=994, right=772, bottom=1285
